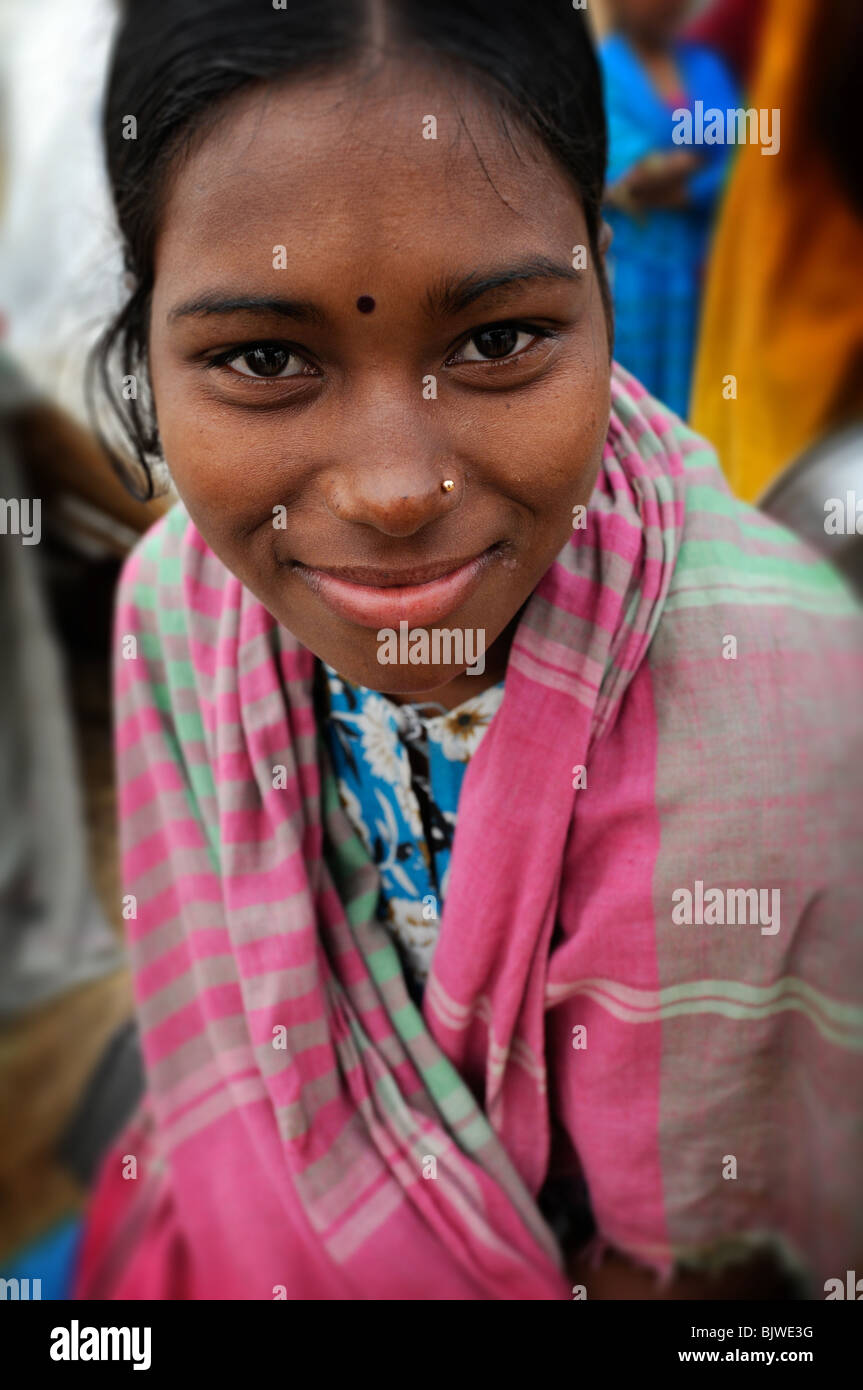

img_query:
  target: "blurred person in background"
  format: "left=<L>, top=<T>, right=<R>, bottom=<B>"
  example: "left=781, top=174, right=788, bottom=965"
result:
left=599, top=0, right=739, bottom=420
left=690, top=0, right=863, bottom=505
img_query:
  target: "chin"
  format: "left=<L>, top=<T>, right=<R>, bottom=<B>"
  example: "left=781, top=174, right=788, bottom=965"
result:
left=349, top=661, right=473, bottom=699
left=314, top=615, right=496, bottom=696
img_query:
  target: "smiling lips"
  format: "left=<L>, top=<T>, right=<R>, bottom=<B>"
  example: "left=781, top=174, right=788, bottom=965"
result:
left=293, top=545, right=500, bottom=628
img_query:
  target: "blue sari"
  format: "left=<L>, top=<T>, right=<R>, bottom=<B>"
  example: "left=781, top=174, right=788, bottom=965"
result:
left=599, top=35, right=739, bottom=419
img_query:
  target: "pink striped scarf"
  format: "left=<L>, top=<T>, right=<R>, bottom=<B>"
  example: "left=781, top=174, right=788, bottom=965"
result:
left=76, top=366, right=863, bottom=1299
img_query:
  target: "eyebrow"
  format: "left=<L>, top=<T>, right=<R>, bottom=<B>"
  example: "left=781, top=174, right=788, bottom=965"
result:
left=167, top=293, right=327, bottom=327
left=423, top=256, right=584, bottom=318
left=167, top=255, right=584, bottom=329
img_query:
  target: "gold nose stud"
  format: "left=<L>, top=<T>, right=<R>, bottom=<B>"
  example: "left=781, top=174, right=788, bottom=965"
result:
left=441, top=479, right=455, bottom=493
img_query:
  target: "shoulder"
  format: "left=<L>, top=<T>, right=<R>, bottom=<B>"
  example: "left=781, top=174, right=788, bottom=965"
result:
left=651, top=420, right=863, bottom=776
left=601, top=374, right=863, bottom=871
left=670, top=423, right=861, bottom=630
left=608, top=371, right=862, bottom=642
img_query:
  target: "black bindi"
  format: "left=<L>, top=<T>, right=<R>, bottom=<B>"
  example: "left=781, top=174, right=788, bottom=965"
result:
left=356, top=295, right=376, bottom=314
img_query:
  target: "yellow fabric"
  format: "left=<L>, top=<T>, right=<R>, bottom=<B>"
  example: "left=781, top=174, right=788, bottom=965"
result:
left=689, top=0, right=863, bottom=502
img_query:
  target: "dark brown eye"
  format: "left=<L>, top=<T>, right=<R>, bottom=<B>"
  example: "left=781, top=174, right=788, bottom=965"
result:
left=450, top=325, right=538, bottom=365
left=471, top=326, right=520, bottom=359
left=241, top=346, right=289, bottom=376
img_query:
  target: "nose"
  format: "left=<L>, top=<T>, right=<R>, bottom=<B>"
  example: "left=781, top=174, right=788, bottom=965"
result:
left=327, top=466, right=460, bottom=537
left=320, top=388, right=460, bottom=538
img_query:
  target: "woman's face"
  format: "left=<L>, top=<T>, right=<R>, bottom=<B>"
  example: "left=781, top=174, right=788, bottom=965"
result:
left=149, top=58, right=611, bottom=707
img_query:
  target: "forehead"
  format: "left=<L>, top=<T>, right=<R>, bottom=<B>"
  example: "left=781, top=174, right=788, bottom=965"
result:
left=152, top=58, right=588, bottom=291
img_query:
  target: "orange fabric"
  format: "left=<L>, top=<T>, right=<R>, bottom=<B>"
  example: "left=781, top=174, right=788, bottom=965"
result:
left=689, top=0, right=863, bottom=501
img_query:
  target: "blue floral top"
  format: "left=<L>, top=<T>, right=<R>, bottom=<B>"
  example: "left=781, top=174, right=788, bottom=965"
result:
left=318, top=662, right=504, bottom=990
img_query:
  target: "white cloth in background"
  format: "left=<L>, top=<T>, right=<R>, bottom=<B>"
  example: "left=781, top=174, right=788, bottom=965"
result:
left=0, top=0, right=122, bottom=422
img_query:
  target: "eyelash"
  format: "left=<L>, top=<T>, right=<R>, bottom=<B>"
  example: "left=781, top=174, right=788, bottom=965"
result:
left=204, top=320, right=559, bottom=383
left=205, top=341, right=317, bottom=380
left=444, top=321, right=559, bottom=367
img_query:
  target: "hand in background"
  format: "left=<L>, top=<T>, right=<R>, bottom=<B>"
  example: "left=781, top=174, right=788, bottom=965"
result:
left=606, top=150, right=703, bottom=213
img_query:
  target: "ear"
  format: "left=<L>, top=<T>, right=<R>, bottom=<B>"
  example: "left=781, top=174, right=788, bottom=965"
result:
left=598, top=219, right=613, bottom=260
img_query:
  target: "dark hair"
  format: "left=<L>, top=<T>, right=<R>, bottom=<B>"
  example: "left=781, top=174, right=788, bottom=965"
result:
left=90, top=0, right=608, bottom=499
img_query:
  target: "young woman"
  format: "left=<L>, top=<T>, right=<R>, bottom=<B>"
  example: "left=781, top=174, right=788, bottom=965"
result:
left=75, top=0, right=863, bottom=1300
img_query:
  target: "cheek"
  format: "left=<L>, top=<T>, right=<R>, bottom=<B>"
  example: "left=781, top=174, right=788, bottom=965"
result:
left=151, top=361, right=275, bottom=538
left=472, top=351, right=609, bottom=523
left=149, top=313, right=611, bottom=561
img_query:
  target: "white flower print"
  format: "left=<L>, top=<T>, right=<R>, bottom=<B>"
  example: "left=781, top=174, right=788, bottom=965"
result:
left=357, top=694, right=403, bottom=783
left=427, top=685, right=504, bottom=761
left=385, top=896, right=440, bottom=981
left=394, top=774, right=424, bottom=838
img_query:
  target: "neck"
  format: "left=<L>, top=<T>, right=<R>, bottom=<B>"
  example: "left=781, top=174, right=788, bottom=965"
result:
left=385, top=614, right=519, bottom=710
